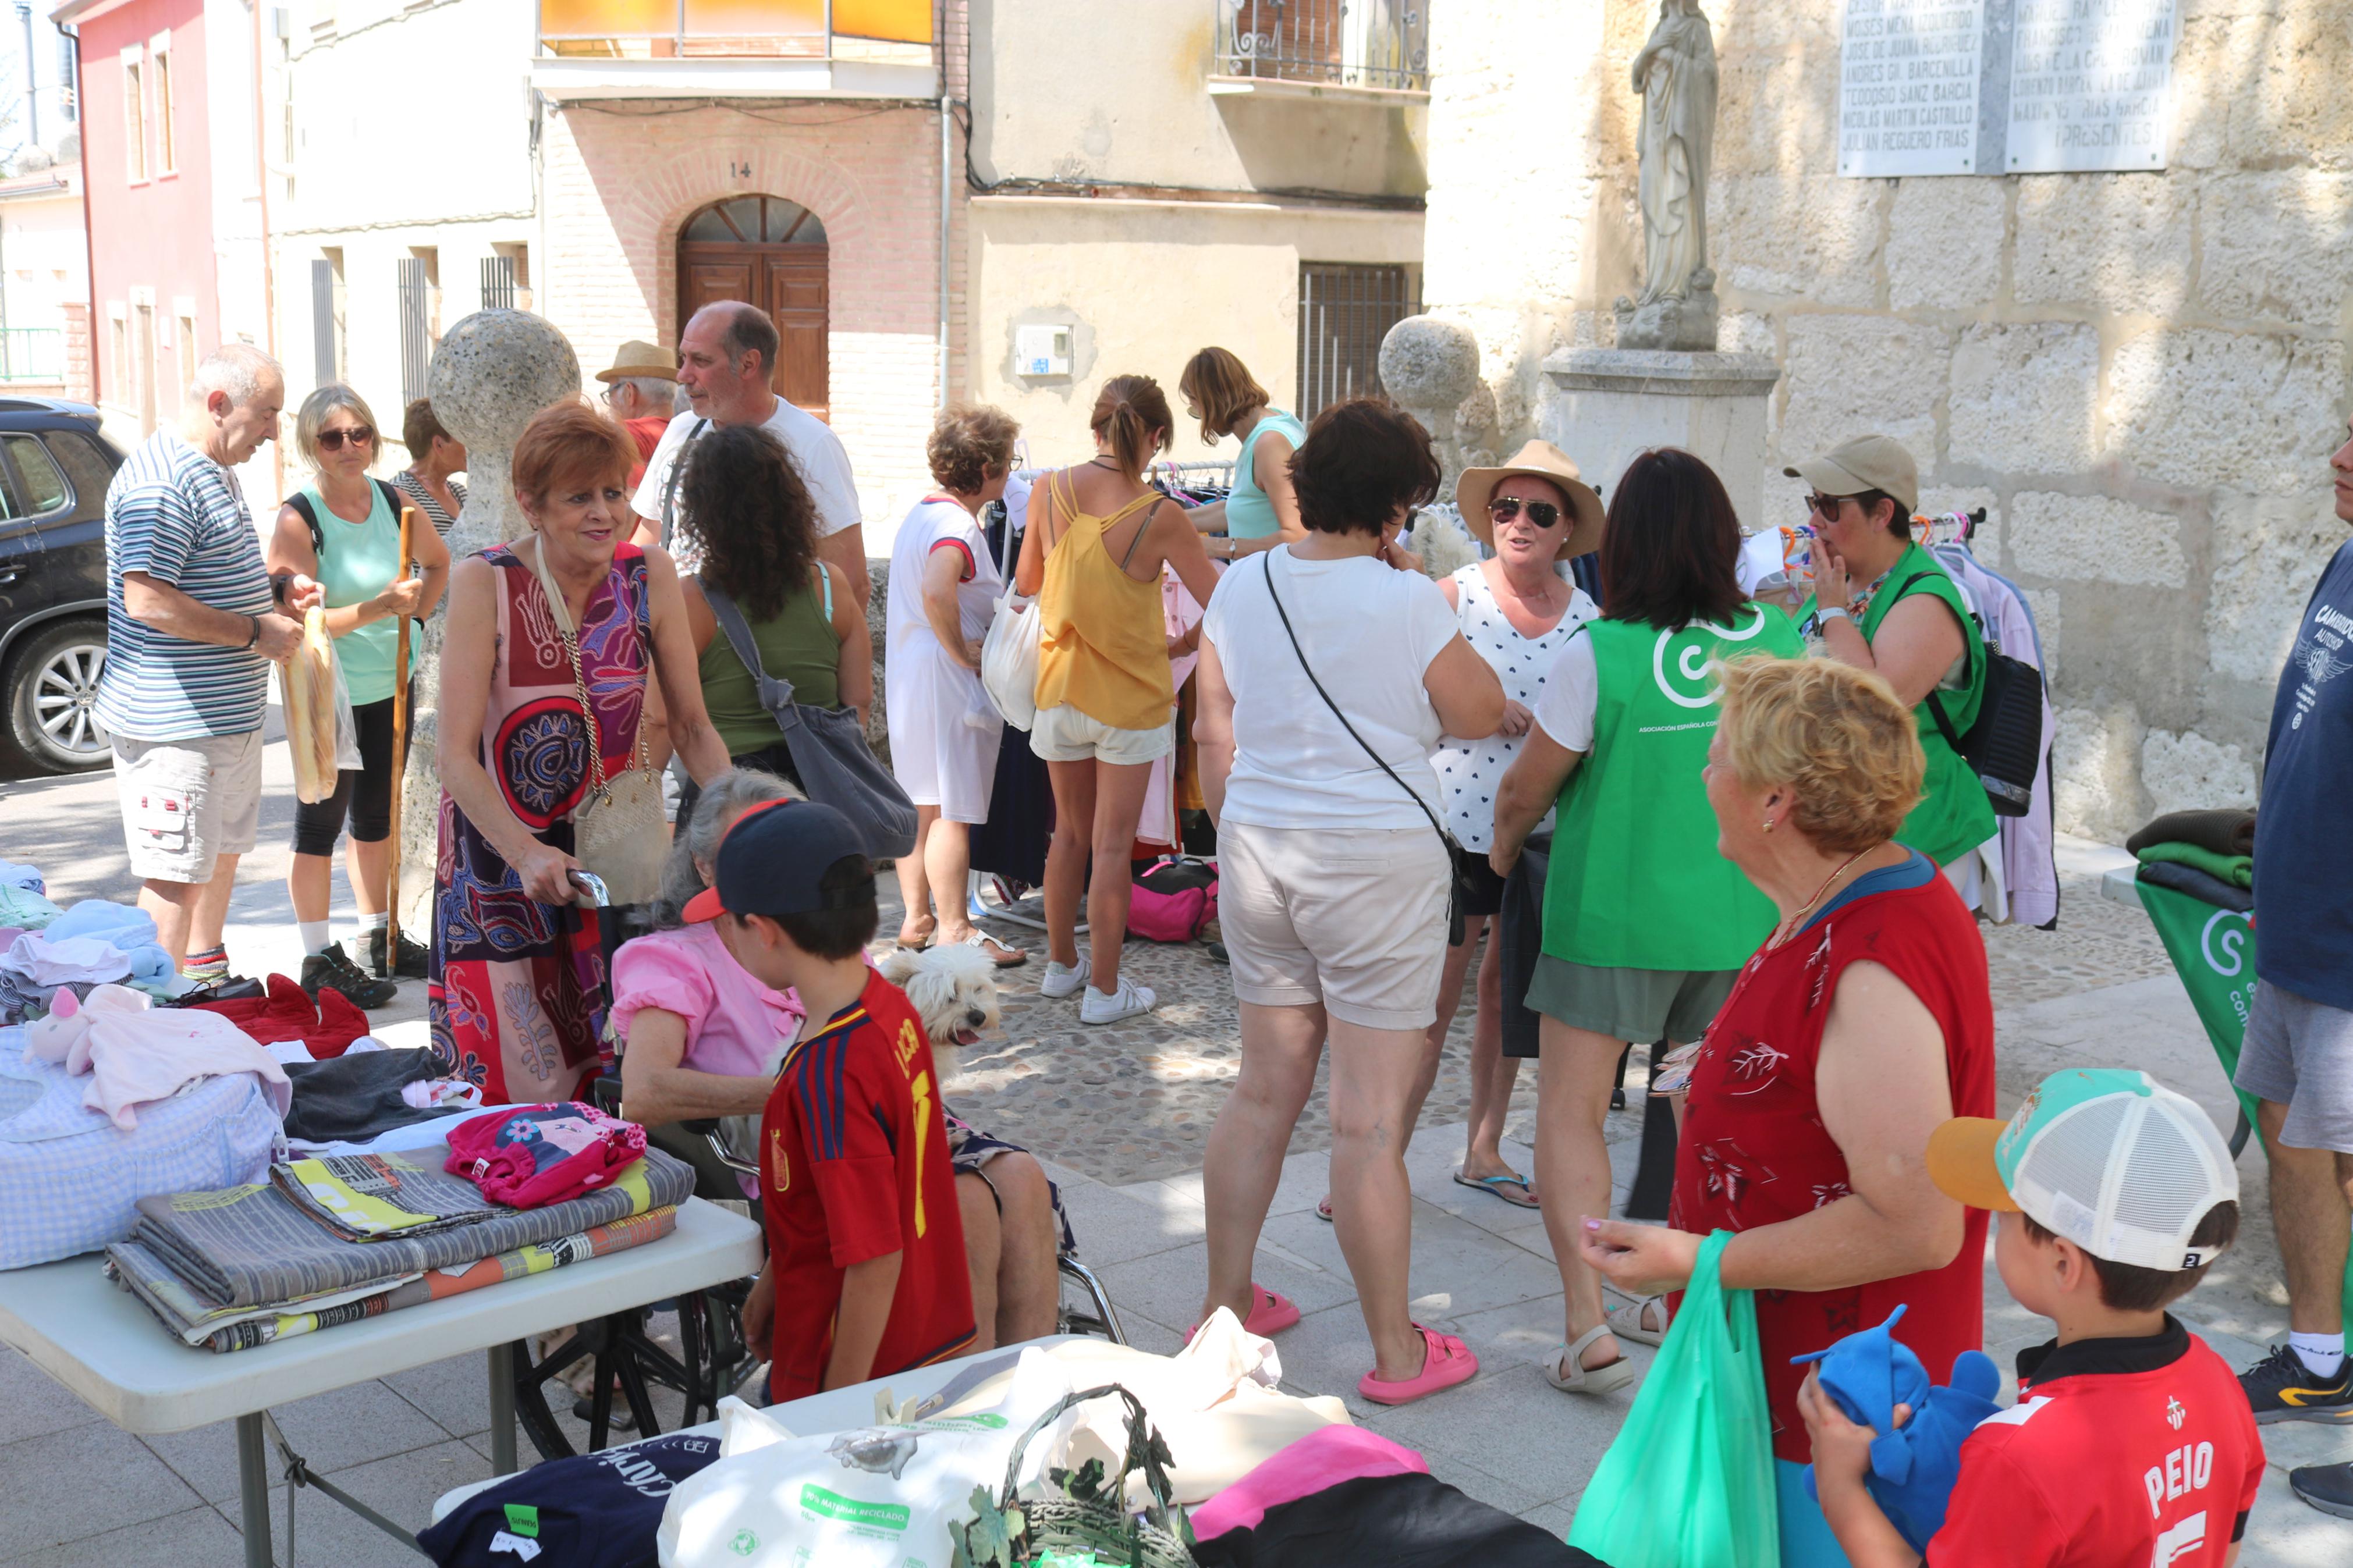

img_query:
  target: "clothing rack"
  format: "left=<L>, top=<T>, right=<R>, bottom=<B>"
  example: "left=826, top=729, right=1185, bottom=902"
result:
left=1914, top=507, right=1986, bottom=547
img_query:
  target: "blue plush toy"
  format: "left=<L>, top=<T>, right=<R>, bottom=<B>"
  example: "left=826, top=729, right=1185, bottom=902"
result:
left=1793, top=1304, right=2003, bottom=1552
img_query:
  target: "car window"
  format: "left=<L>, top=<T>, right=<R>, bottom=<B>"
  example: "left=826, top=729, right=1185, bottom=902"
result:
left=40, top=429, right=117, bottom=516
left=3, top=435, right=69, bottom=515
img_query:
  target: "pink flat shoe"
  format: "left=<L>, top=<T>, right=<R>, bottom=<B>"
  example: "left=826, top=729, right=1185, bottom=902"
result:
left=1189, top=1283, right=1301, bottom=1342
left=1358, top=1325, right=1479, bottom=1406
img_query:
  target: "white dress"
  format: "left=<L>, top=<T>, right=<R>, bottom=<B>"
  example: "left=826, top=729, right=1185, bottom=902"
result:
left=885, top=497, right=1005, bottom=823
left=1431, top=563, right=1599, bottom=852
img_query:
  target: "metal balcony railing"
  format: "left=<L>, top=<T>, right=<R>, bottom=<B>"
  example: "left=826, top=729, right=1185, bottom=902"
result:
left=1216, top=0, right=1430, bottom=94
left=534, top=0, right=928, bottom=58
left=0, top=327, right=63, bottom=383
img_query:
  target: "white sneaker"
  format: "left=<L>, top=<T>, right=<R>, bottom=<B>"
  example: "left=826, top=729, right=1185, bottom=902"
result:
left=1039, top=955, right=1090, bottom=999
left=1080, top=976, right=1157, bottom=1025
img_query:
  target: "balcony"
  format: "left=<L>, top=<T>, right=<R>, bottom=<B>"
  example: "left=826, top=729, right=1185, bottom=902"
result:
left=0, top=328, right=62, bottom=385
left=1211, top=0, right=1430, bottom=103
left=531, top=0, right=935, bottom=101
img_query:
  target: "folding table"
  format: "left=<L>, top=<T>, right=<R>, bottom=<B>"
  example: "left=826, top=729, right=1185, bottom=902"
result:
left=0, top=1197, right=762, bottom=1567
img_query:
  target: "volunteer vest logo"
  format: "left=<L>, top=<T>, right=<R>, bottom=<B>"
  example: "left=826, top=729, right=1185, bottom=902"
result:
left=2198, top=909, right=2247, bottom=979
left=1651, top=605, right=1774, bottom=709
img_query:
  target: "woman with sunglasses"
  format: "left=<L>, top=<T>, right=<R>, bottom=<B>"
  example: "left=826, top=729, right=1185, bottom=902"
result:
left=1488, top=446, right=1802, bottom=1400
left=265, top=385, right=452, bottom=1000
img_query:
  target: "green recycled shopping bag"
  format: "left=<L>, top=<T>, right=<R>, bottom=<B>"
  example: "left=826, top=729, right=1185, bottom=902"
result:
left=1566, top=1231, right=1779, bottom=1568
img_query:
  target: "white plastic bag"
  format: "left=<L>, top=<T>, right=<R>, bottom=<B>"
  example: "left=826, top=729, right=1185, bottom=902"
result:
left=979, top=585, right=1041, bottom=732
left=658, top=1347, right=1081, bottom=1567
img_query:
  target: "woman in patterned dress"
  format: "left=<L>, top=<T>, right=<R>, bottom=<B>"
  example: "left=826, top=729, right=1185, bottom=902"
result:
left=430, top=401, right=731, bottom=1103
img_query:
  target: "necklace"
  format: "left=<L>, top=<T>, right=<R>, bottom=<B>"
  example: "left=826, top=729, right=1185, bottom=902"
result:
left=1085, top=456, right=1121, bottom=471
left=1764, top=846, right=1875, bottom=950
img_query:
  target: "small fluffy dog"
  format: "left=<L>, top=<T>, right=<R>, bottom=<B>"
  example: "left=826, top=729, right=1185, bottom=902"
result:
left=878, top=943, right=1004, bottom=1079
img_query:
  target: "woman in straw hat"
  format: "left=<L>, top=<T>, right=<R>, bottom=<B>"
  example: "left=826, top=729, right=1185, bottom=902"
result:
left=1489, top=446, right=1802, bottom=1399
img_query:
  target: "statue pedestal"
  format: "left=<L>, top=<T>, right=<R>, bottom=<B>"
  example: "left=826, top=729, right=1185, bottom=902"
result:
left=1539, top=349, right=1782, bottom=532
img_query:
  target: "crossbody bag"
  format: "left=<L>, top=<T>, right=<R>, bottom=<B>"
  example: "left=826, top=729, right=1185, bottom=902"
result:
left=1261, top=556, right=1471, bottom=946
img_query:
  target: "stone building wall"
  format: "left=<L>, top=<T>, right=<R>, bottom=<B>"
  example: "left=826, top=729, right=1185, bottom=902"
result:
left=1421, top=0, right=2353, bottom=841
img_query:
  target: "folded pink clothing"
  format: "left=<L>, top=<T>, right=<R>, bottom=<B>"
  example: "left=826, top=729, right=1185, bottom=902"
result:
left=24, top=982, right=290, bottom=1130
left=443, top=1101, right=648, bottom=1208
left=1188, top=1424, right=1431, bottom=1541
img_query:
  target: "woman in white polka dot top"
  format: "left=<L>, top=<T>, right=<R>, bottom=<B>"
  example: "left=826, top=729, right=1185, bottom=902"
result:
left=1425, top=442, right=1602, bottom=1206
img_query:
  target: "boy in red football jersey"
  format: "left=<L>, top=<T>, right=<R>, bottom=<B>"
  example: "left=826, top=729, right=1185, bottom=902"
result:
left=1801, top=1069, right=2263, bottom=1567
left=690, top=798, right=976, bottom=1402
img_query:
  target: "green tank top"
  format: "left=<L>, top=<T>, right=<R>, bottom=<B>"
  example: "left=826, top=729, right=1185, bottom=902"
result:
left=1225, top=409, right=1307, bottom=539
left=304, top=482, right=402, bottom=707
left=1542, top=605, right=1805, bottom=972
left=1859, top=542, right=1995, bottom=869
left=696, top=570, right=843, bottom=755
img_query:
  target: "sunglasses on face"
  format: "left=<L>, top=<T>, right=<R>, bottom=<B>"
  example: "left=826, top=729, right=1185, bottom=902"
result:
left=1488, top=496, right=1563, bottom=529
left=1807, top=493, right=1850, bottom=518
left=318, top=427, right=375, bottom=452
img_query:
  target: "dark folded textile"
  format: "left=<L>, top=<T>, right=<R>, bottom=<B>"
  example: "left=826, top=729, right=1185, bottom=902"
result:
left=2126, top=808, right=2256, bottom=859
left=1191, top=1473, right=1606, bottom=1567
left=417, top=1430, right=722, bottom=1567
left=2138, top=860, right=2253, bottom=914
left=282, top=1048, right=463, bottom=1144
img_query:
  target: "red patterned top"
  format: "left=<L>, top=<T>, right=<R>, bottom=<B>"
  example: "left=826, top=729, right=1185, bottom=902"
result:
left=1670, top=870, right=1997, bottom=1464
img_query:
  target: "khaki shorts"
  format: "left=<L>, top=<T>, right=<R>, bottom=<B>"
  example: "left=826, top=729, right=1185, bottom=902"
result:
left=111, top=730, right=264, bottom=883
left=1219, top=819, right=1450, bottom=1031
left=1028, top=703, right=1173, bottom=767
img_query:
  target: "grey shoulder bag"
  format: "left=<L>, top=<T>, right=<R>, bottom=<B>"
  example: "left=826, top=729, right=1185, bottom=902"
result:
left=698, top=575, right=918, bottom=860
left=1261, top=557, right=1471, bottom=945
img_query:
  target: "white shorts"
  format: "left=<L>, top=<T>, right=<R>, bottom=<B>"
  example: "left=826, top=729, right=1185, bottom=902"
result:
left=1028, top=704, right=1173, bottom=767
left=111, top=730, right=265, bottom=883
left=885, top=645, right=1003, bottom=825
left=1218, top=819, right=1450, bottom=1031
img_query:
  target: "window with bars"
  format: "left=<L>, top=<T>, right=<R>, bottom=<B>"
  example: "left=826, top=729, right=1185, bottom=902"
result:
left=1296, top=262, right=1420, bottom=417
left=311, top=254, right=345, bottom=385
left=398, top=254, right=437, bottom=405
left=481, top=255, right=517, bottom=310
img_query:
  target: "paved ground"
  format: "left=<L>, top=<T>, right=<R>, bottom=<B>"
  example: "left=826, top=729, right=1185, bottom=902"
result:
left=0, top=738, right=2345, bottom=1563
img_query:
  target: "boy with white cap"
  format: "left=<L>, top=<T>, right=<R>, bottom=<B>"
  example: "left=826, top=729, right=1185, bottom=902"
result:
left=1800, top=1068, right=2263, bottom=1566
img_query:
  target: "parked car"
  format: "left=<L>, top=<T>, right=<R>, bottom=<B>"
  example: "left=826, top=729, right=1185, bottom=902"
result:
left=0, top=399, right=124, bottom=774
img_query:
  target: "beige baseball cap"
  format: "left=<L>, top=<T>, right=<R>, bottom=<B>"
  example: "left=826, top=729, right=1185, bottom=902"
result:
left=1784, top=434, right=1918, bottom=515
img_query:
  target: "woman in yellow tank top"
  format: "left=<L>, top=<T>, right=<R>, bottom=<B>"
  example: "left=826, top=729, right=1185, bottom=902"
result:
left=1014, top=375, right=1223, bottom=1023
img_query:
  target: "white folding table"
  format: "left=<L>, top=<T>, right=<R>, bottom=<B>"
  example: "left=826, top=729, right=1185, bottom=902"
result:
left=0, top=1197, right=762, bottom=1567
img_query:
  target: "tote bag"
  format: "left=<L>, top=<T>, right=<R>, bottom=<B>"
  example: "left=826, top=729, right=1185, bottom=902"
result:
left=1566, top=1231, right=1781, bottom=1568
left=981, top=470, right=1064, bottom=731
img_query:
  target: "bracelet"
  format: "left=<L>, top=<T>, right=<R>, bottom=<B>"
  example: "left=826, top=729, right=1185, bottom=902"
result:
left=242, top=614, right=262, bottom=650
left=1816, top=606, right=1851, bottom=624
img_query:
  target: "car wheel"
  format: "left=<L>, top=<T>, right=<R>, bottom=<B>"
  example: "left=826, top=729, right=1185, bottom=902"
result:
left=2, top=618, right=111, bottom=774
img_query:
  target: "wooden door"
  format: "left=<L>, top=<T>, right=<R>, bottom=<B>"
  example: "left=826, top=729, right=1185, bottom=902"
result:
left=676, top=196, right=831, bottom=422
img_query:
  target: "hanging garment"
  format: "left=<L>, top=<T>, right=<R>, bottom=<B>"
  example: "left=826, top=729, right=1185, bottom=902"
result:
left=25, top=983, right=290, bottom=1130
left=1935, top=542, right=2059, bottom=926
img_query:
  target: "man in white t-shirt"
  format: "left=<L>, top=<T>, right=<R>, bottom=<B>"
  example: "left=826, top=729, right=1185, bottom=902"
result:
left=630, top=301, right=868, bottom=606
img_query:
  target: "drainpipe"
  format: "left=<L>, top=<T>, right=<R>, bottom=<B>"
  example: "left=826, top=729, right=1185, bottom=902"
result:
left=16, top=4, right=36, bottom=147
left=251, top=0, right=280, bottom=496
left=63, top=20, right=94, bottom=407
left=933, top=0, right=949, bottom=406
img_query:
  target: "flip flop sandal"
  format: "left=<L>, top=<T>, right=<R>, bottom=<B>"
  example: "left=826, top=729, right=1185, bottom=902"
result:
left=1315, top=1196, right=1333, bottom=1223
left=961, top=930, right=1029, bottom=968
left=1359, top=1325, right=1479, bottom=1406
left=1187, top=1282, right=1301, bottom=1342
left=1543, top=1324, right=1638, bottom=1396
left=1451, top=1172, right=1540, bottom=1210
left=1605, top=1292, right=1669, bottom=1346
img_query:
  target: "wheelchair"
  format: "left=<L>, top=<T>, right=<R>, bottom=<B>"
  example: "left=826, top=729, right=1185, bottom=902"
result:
left=508, top=1085, right=1124, bottom=1460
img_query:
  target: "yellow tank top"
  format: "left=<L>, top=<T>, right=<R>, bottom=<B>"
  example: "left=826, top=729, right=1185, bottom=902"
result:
left=1032, top=470, right=1174, bottom=733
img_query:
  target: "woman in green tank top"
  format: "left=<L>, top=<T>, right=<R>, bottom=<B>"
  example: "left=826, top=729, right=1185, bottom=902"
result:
left=1488, top=448, right=1803, bottom=1402
left=669, top=424, right=871, bottom=818
left=1177, top=347, right=1307, bottom=564
left=1789, top=435, right=1996, bottom=873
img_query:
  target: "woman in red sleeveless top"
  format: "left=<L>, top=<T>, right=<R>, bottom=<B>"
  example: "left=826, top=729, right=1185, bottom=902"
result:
left=1578, top=656, right=1996, bottom=1567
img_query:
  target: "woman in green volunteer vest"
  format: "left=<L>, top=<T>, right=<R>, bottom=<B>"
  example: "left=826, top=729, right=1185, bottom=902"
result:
left=1490, top=446, right=1802, bottom=1399
left=1177, top=346, right=1307, bottom=563
left=1785, top=433, right=1996, bottom=874
left=265, top=385, right=452, bottom=1001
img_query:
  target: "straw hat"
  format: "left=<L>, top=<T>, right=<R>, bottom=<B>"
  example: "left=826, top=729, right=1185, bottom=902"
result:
left=1454, top=440, right=1607, bottom=559
left=595, top=340, right=677, bottom=384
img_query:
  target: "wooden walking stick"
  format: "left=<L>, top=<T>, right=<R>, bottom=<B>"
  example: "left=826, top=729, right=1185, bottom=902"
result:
left=385, top=506, right=419, bottom=977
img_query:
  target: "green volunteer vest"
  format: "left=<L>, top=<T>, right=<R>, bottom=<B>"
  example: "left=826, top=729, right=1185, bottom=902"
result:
left=1542, top=605, right=1804, bottom=972
left=1859, top=543, right=1994, bottom=869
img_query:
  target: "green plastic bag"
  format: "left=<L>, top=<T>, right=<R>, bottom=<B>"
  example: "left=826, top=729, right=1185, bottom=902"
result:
left=1566, top=1231, right=1780, bottom=1568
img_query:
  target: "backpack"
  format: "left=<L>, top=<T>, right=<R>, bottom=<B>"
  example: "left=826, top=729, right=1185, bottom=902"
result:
left=285, top=478, right=406, bottom=557
left=1900, top=571, right=2045, bottom=819
left=1128, top=856, right=1218, bottom=943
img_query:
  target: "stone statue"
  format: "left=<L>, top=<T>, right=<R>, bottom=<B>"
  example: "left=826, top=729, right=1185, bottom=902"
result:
left=394, top=310, right=583, bottom=927
left=1616, top=0, right=1720, bottom=352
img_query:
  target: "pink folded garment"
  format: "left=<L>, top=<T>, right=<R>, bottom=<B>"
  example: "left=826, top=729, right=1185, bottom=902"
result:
left=1188, top=1424, right=1431, bottom=1541
left=443, top=1101, right=648, bottom=1208
left=24, top=983, right=290, bottom=1130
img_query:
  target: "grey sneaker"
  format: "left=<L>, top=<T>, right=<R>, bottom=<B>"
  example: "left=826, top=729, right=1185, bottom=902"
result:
left=1080, top=976, right=1156, bottom=1025
left=1039, top=955, right=1090, bottom=1000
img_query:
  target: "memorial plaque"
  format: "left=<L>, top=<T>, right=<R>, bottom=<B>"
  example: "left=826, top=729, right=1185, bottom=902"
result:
left=1839, top=0, right=1986, bottom=177
left=2005, top=0, right=2179, bottom=172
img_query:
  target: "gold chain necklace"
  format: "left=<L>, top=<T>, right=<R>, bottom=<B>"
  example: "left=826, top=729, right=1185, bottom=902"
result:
left=1765, top=847, right=1874, bottom=951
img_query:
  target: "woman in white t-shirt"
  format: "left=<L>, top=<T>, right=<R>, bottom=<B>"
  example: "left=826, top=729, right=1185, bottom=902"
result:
left=1191, top=399, right=1505, bottom=1409
left=885, top=404, right=1026, bottom=963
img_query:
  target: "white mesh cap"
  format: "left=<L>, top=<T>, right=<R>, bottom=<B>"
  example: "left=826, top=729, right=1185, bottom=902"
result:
left=2001, top=1069, right=2240, bottom=1272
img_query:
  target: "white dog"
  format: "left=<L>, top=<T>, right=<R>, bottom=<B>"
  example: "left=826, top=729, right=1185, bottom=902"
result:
left=877, top=943, right=1003, bottom=1082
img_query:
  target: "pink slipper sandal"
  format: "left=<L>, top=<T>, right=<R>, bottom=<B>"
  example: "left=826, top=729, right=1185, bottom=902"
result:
left=1358, top=1325, right=1479, bottom=1406
left=1188, top=1282, right=1301, bottom=1342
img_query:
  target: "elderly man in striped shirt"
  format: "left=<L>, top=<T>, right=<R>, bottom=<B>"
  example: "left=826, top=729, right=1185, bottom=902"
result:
left=94, top=344, right=318, bottom=980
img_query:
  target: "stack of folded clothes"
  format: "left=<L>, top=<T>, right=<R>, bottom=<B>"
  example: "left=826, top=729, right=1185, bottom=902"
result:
left=2126, top=809, right=2255, bottom=913
left=104, top=1131, right=693, bottom=1352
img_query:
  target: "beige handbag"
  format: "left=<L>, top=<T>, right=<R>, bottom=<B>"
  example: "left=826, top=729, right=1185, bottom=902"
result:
left=530, top=535, right=668, bottom=906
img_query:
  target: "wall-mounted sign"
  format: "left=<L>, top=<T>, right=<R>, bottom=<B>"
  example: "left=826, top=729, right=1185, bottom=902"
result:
left=1838, top=0, right=1985, bottom=177
left=2004, top=0, right=2179, bottom=172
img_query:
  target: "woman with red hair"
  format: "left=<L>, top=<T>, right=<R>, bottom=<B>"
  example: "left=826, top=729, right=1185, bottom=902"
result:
left=430, top=400, right=731, bottom=1103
